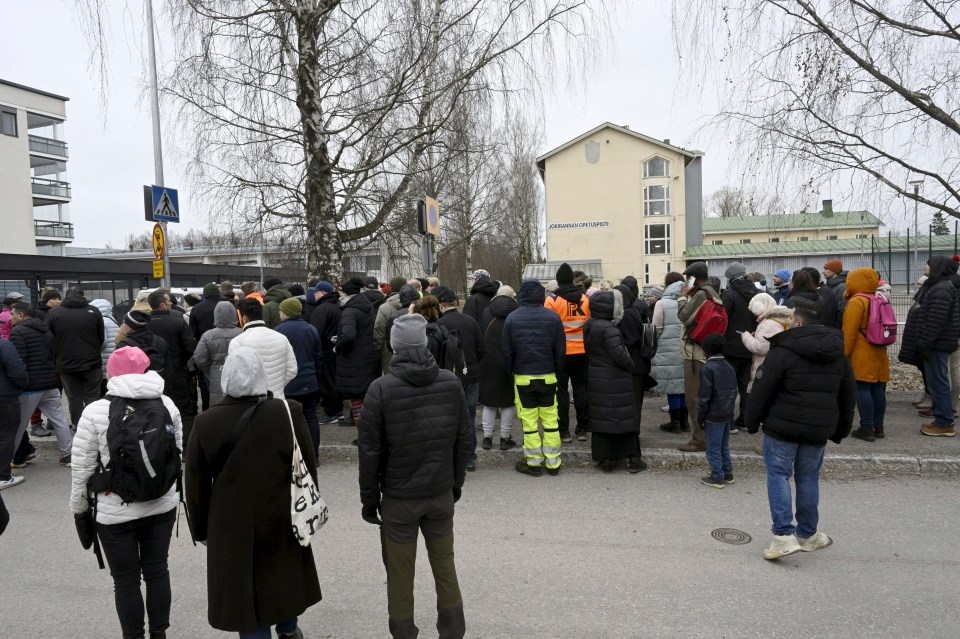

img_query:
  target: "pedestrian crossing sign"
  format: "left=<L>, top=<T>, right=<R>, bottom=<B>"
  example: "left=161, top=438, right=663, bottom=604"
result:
left=148, top=185, right=180, bottom=222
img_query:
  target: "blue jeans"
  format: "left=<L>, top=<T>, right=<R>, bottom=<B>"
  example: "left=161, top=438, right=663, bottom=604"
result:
left=855, top=381, right=887, bottom=432
left=239, top=617, right=297, bottom=639
left=464, top=382, right=479, bottom=464
left=763, top=436, right=825, bottom=538
left=704, top=421, right=732, bottom=480
left=923, top=350, right=953, bottom=426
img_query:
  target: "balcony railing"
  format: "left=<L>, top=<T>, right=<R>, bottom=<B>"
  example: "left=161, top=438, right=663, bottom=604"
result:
left=31, top=178, right=71, bottom=199
left=28, top=135, right=68, bottom=158
left=34, top=220, right=74, bottom=239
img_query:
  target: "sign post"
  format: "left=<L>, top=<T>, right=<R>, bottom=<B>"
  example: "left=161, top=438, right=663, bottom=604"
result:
left=151, top=223, right=165, bottom=280
left=143, top=184, right=179, bottom=288
left=417, top=196, right=440, bottom=276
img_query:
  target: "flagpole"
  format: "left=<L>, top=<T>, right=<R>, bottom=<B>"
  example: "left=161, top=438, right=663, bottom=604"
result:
left=146, top=0, right=170, bottom=288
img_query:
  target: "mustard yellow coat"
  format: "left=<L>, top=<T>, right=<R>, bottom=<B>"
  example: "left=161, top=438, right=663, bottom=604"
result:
left=842, top=268, right=890, bottom=383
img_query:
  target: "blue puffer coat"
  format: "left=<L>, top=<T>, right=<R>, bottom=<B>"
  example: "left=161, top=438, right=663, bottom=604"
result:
left=651, top=281, right=685, bottom=395
left=502, top=280, right=565, bottom=376
left=274, top=316, right=323, bottom=397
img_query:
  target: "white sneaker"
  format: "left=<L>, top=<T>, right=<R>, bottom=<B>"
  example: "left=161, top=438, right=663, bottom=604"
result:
left=660, top=405, right=670, bottom=413
left=0, top=476, right=25, bottom=490
left=762, top=534, right=802, bottom=560
left=798, top=531, right=833, bottom=552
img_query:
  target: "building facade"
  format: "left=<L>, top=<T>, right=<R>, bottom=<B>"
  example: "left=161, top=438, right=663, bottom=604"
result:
left=536, top=123, right=704, bottom=286
left=0, top=80, right=72, bottom=255
left=702, top=205, right=881, bottom=246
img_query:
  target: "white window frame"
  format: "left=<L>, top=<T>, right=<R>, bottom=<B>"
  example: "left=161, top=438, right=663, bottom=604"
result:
left=644, top=184, right=670, bottom=216
left=643, top=156, right=670, bottom=178
left=644, top=263, right=650, bottom=285
left=827, top=235, right=838, bottom=240
left=798, top=236, right=809, bottom=241
left=769, top=237, right=780, bottom=243
left=740, top=238, right=751, bottom=244
left=644, top=224, right=671, bottom=255
left=711, top=240, right=723, bottom=245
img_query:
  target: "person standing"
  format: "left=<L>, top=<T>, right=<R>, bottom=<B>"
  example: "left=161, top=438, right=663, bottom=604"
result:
left=186, top=347, right=320, bottom=639
left=916, top=256, right=960, bottom=437
left=544, top=263, right=591, bottom=442
left=0, top=337, right=28, bottom=489
left=740, top=293, right=791, bottom=393
left=771, top=270, right=791, bottom=305
left=36, top=289, right=61, bottom=321
left=823, top=259, right=848, bottom=328
left=697, top=334, right=738, bottom=488
left=652, top=276, right=688, bottom=434
left=477, top=286, right=518, bottom=451
left=583, top=290, right=643, bottom=473
left=147, top=289, right=198, bottom=443
left=261, top=278, right=291, bottom=329
left=91, top=299, right=120, bottom=387
left=0, top=293, right=22, bottom=340
left=358, top=313, right=471, bottom=639
left=503, top=279, right=566, bottom=476
left=309, top=282, right=343, bottom=423
left=841, top=268, right=891, bottom=442
left=745, top=298, right=856, bottom=560
left=614, top=277, right=651, bottom=469
left=189, top=283, right=223, bottom=343
left=336, top=277, right=381, bottom=433
left=374, top=277, right=410, bottom=374
left=70, top=347, right=183, bottom=639
left=274, top=298, right=324, bottom=457
left=800, top=267, right=837, bottom=329
left=362, top=276, right=386, bottom=313
left=230, top=299, right=298, bottom=399
left=721, top=263, right=758, bottom=433
left=46, top=287, right=105, bottom=428
left=192, top=301, right=242, bottom=406
left=677, top=262, right=718, bottom=453
left=462, top=271, right=498, bottom=324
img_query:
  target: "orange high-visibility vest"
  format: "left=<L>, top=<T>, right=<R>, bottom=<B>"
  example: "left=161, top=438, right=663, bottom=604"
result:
left=544, top=292, right=590, bottom=356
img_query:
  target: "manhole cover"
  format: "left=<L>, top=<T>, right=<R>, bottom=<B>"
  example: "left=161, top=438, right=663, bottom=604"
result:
left=711, top=528, right=752, bottom=545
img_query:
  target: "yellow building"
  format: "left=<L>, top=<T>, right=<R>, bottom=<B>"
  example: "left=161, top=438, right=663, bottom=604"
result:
left=702, top=205, right=881, bottom=246
left=536, top=122, right=704, bottom=286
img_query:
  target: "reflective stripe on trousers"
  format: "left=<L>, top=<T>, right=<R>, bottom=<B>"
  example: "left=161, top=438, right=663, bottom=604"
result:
left=514, top=373, right=561, bottom=469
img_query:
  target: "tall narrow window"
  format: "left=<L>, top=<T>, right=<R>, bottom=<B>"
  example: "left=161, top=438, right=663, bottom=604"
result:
left=644, top=185, right=670, bottom=216
left=645, top=224, right=671, bottom=254
left=1, top=110, right=16, bottom=137
left=644, top=157, right=670, bottom=178
left=644, top=263, right=650, bottom=285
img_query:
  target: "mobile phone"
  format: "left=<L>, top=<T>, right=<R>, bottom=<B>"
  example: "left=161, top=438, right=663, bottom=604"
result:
left=687, top=276, right=695, bottom=289
left=736, top=330, right=744, bottom=334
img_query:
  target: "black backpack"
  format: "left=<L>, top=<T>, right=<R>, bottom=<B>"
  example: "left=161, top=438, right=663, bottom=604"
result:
left=89, top=396, right=181, bottom=504
left=426, top=323, right=466, bottom=376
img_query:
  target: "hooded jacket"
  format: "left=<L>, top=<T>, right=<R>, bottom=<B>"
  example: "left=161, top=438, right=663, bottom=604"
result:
left=149, top=309, right=196, bottom=370
left=90, top=299, right=119, bottom=374
left=463, top=276, right=499, bottom=324
left=651, top=281, right=685, bottom=395
left=842, top=268, right=890, bottom=383
left=193, top=301, right=242, bottom=404
left=722, top=278, right=759, bottom=359
left=335, top=293, right=380, bottom=397
left=698, top=355, right=738, bottom=424
left=358, top=347, right=472, bottom=505
left=502, top=280, right=565, bottom=376
left=437, top=307, right=485, bottom=386
left=0, top=339, right=28, bottom=401
left=9, top=317, right=58, bottom=391
left=916, top=256, right=960, bottom=353
left=373, top=292, right=403, bottom=356
left=228, top=321, right=298, bottom=398
left=188, top=291, right=222, bottom=342
left=678, top=283, right=719, bottom=361
left=274, top=316, right=322, bottom=397
left=614, top=285, right=652, bottom=375
left=70, top=371, right=183, bottom=525
left=478, top=295, right=519, bottom=407
left=745, top=325, right=856, bottom=446
left=262, top=284, right=292, bottom=329
left=0, top=306, right=11, bottom=341
left=584, top=291, right=637, bottom=434
left=741, top=305, right=792, bottom=392
left=544, top=282, right=591, bottom=356
left=825, top=271, right=848, bottom=327
left=309, top=292, right=342, bottom=359
left=46, top=294, right=106, bottom=373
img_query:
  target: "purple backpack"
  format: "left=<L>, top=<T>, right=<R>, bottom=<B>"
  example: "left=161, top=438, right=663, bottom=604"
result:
left=854, top=293, right=897, bottom=346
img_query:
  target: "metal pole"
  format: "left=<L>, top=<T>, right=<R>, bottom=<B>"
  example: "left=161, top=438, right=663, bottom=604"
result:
left=259, top=213, right=265, bottom=285
left=955, top=220, right=958, bottom=255
left=913, top=184, right=920, bottom=291
left=906, top=228, right=911, bottom=295
left=146, top=0, right=170, bottom=289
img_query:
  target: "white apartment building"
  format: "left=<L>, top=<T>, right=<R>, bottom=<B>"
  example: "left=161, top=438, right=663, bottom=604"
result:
left=0, top=80, right=72, bottom=255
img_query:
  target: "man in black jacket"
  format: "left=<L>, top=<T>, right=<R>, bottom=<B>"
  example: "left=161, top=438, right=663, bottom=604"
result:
left=147, top=288, right=197, bottom=441
left=45, top=287, right=105, bottom=427
left=36, top=289, right=61, bottom=321
left=309, top=282, right=343, bottom=423
left=435, top=286, right=485, bottom=472
left=745, top=299, right=856, bottom=561
left=10, top=304, right=73, bottom=466
left=918, top=256, right=960, bottom=437
left=462, top=271, right=498, bottom=324
left=358, top=313, right=471, bottom=639
left=721, top=262, right=758, bottom=433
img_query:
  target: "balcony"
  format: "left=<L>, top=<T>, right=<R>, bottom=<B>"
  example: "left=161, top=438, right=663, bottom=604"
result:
left=29, top=134, right=68, bottom=158
left=31, top=177, right=71, bottom=199
left=34, top=220, right=74, bottom=240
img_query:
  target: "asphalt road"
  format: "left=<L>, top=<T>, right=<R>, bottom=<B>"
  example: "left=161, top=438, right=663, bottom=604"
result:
left=2, top=451, right=958, bottom=638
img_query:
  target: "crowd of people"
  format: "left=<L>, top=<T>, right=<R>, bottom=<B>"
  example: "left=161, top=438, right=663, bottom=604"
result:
left=0, top=253, right=956, bottom=637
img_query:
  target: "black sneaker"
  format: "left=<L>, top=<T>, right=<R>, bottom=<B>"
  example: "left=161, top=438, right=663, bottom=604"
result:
left=351, top=438, right=358, bottom=446
left=723, top=473, right=735, bottom=484
left=874, top=427, right=885, bottom=439
left=560, top=431, right=573, bottom=443
left=627, top=458, right=648, bottom=473
left=851, top=429, right=876, bottom=442
left=576, top=429, right=588, bottom=442
left=58, top=455, right=72, bottom=467
left=599, top=460, right=615, bottom=474
left=515, top=460, right=542, bottom=477
left=546, top=466, right=560, bottom=476
left=499, top=437, right=517, bottom=451
left=466, top=459, right=476, bottom=472
left=659, top=421, right=680, bottom=433
left=318, top=414, right=338, bottom=424
left=700, top=475, right=725, bottom=489
left=482, top=437, right=493, bottom=450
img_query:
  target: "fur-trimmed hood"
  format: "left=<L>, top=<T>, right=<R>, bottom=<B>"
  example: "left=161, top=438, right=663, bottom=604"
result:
left=758, top=305, right=793, bottom=324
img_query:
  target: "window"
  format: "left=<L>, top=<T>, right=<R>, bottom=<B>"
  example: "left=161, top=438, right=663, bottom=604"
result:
left=645, top=224, right=671, bottom=254
left=666, top=262, right=671, bottom=273
left=827, top=235, right=838, bottom=240
left=644, top=157, right=670, bottom=178
left=740, top=238, right=751, bottom=244
left=856, top=234, right=868, bottom=239
left=644, top=185, right=670, bottom=216
left=711, top=240, right=723, bottom=246
left=1, top=110, right=16, bottom=137
left=644, top=263, right=650, bottom=285
left=798, top=236, right=809, bottom=241
left=769, top=237, right=780, bottom=243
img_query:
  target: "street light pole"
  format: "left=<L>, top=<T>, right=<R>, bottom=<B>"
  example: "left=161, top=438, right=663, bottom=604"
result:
left=908, top=178, right=924, bottom=289
left=146, top=0, right=170, bottom=289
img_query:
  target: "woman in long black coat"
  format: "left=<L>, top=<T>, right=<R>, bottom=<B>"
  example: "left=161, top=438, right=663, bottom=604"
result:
left=335, top=281, right=380, bottom=427
left=584, top=290, right=642, bottom=473
left=478, top=289, right=519, bottom=450
left=185, top=346, right=321, bottom=637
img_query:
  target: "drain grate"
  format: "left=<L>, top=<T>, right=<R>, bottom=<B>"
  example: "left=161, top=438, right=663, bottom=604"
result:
left=711, top=528, right=752, bottom=545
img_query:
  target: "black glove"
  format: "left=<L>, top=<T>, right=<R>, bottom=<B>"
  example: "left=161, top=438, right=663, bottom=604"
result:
left=452, top=487, right=462, bottom=503
left=361, top=504, right=382, bottom=526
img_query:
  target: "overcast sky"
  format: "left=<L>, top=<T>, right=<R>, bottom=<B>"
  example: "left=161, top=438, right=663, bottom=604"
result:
left=0, top=1, right=923, bottom=250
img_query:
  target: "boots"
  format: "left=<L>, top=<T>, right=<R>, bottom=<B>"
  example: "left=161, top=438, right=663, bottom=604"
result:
left=913, top=393, right=932, bottom=408
left=659, top=409, right=681, bottom=433
left=677, top=407, right=691, bottom=432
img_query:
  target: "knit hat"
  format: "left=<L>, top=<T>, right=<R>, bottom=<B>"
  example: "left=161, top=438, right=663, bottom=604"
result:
left=389, top=276, right=407, bottom=292
left=341, top=277, right=365, bottom=296
left=363, top=276, right=379, bottom=290
left=683, top=262, right=709, bottom=280
left=107, top=346, right=150, bottom=378
left=702, top=333, right=726, bottom=357
left=556, top=263, right=574, bottom=285
left=724, top=262, right=747, bottom=280
left=496, top=285, right=516, bottom=299
left=647, top=286, right=663, bottom=300
left=774, top=269, right=791, bottom=282
left=473, top=269, right=490, bottom=280
left=40, top=290, right=61, bottom=303
left=390, top=313, right=428, bottom=352
left=279, top=297, right=302, bottom=318
left=433, top=286, right=457, bottom=304
left=203, top=283, right=221, bottom=299
left=124, top=309, right=151, bottom=331
left=316, top=281, right=335, bottom=294
left=823, top=259, right=843, bottom=273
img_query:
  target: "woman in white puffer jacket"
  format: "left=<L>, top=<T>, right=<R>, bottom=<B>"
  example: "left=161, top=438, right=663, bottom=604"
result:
left=70, top=347, right=183, bottom=639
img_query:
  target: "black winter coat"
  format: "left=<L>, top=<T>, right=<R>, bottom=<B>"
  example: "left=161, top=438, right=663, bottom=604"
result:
left=309, top=293, right=341, bottom=360
left=362, top=289, right=385, bottom=313
left=0, top=340, right=28, bottom=402
left=148, top=309, right=196, bottom=369
left=119, top=331, right=171, bottom=380
left=437, top=309, right=485, bottom=386
left=617, top=294, right=652, bottom=375
left=478, top=296, right=518, bottom=407
left=722, top=279, right=758, bottom=360
left=463, top=276, right=499, bottom=324
left=584, top=292, right=637, bottom=435
left=9, top=318, right=58, bottom=391
left=698, top=356, right=738, bottom=424
left=358, top=347, right=472, bottom=506
left=185, top=396, right=320, bottom=632
left=46, top=295, right=105, bottom=374
left=502, top=281, right=565, bottom=376
left=916, top=258, right=960, bottom=353
left=785, top=288, right=833, bottom=326
left=189, top=296, right=221, bottom=342
left=335, top=294, right=379, bottom=397
left=745, top=325, right=856, bottom=446
left=898, top=297, right=922, bottom=366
